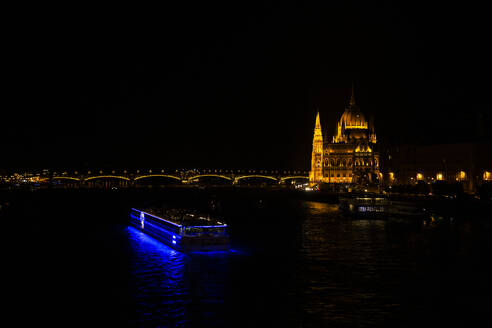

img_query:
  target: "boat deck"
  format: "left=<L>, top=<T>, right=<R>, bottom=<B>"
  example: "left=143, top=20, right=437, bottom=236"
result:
left=143, top=208, right=225, bottom=227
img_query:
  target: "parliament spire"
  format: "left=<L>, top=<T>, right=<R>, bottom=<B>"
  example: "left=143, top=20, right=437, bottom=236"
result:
left=349, top=83, right=356, bottom=107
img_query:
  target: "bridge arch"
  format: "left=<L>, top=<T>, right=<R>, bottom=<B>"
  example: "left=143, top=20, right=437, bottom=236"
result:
left=187, top=174, right=233, bottom=181
left=280, top=176, right=309, bottom=182
left=84, top=175, right=130, bottom=181
left=134, top=174, right=182, bottom=181
left=234, top=175, right=279, bottom=183
left=40, top=176, right=81, bottom=182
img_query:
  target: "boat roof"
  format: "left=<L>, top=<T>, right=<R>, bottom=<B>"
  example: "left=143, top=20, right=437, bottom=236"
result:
left=133, top=208, right=226, bottom=228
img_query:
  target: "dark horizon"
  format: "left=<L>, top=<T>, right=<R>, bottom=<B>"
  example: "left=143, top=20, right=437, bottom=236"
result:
left=4, top=1, right=490, bottom=170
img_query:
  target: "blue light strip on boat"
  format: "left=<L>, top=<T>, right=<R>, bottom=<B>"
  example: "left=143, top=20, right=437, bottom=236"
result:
left=131, top=214, right=181, bottom=243
left=131, top=208, right=182, bottom=227
left=141, top=219, right=181, bottom=239
left=132, top=208, right=227, bottom=229
left=186, top=225, right=228, bottom=228
left=131, top=214, right=180, bottom=234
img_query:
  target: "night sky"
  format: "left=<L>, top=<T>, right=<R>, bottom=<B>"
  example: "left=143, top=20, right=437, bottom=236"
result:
left=3, top=1, right=490, bottom=170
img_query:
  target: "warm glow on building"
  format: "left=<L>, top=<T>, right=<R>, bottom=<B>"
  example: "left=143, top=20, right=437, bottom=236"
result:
left=389, top=172, right=394, bottom=181
left=436, top=173, right=443, bottom=181
left=355, top=145, right=372, bottom=153
left=416, top=173, right=424, bottom=180
left=457, top=171, right=466, bottom=181
left=484, top=171, right=491, bottom=181
left=309, top=85, right=379, bottom=185
left=309, top=111, right=323, bottom=185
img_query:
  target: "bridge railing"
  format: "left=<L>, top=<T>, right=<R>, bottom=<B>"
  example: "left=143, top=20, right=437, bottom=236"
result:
left=25, top=169, right=309, bottom=186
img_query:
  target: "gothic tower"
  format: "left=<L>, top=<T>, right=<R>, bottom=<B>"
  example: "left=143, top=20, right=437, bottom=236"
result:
left=309, top=111, right=324, bottom=185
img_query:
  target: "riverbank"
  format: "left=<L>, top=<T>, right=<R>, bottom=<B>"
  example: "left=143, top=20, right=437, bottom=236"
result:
left=2, top=187, right=491, bottom=223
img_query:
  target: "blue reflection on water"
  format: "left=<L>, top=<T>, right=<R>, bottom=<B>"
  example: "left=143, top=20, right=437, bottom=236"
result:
left=126, top=226, right=243, bottom=327
left=126, top=226, right=189, bottom=326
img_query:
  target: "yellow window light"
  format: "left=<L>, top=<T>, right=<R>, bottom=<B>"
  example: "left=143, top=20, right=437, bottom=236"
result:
left=458, top=171, right=466, bottom=180
left=484, top=171, right=491, bottom=181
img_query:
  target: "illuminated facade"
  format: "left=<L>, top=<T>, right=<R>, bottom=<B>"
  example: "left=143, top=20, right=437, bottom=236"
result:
left=309, top=87, right=380, bottom=185
left=382, top=142, right=492, bottom=192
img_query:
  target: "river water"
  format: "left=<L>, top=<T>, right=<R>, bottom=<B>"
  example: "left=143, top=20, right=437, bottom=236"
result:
left=10, top=190, right=492, bottom=327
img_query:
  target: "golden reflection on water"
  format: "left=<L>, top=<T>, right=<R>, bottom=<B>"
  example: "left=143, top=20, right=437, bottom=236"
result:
left=297, top=200, right=400, bottom=325
left=304, top=201, right=385, bottom=228
left=305, top=201, right=340, bottom=214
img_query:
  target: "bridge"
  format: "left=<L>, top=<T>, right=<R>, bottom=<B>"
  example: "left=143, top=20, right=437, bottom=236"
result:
left=35, top=169, right=309, bottom=187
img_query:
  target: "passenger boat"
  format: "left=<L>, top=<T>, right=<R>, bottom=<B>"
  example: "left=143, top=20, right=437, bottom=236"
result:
left=339, top=194, right=428, bottom=220
left=339, top=195, right=390, bottom=219
left=130, top=208, right=229, bottom=252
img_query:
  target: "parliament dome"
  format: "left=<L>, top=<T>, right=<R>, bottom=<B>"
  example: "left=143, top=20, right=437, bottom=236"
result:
left=340, top=109, right=367, bottom=129
left=332, top=85, right=376, bottom=144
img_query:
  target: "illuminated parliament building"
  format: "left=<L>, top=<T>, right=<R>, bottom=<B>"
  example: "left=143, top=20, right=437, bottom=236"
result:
left=309, top=88, right=380, bottom=185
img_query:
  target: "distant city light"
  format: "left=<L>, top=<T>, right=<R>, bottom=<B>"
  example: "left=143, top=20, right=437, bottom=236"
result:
left=483, top=171, right=490, bottom=181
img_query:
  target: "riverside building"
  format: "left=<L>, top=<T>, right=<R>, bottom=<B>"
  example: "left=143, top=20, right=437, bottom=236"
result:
left=309, top=88, right=380, bottom=185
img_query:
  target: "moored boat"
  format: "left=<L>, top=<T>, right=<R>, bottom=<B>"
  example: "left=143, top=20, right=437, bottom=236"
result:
left=339, top=194, right=429, bottom=220
left=339, top=194, right=390, bottom=219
